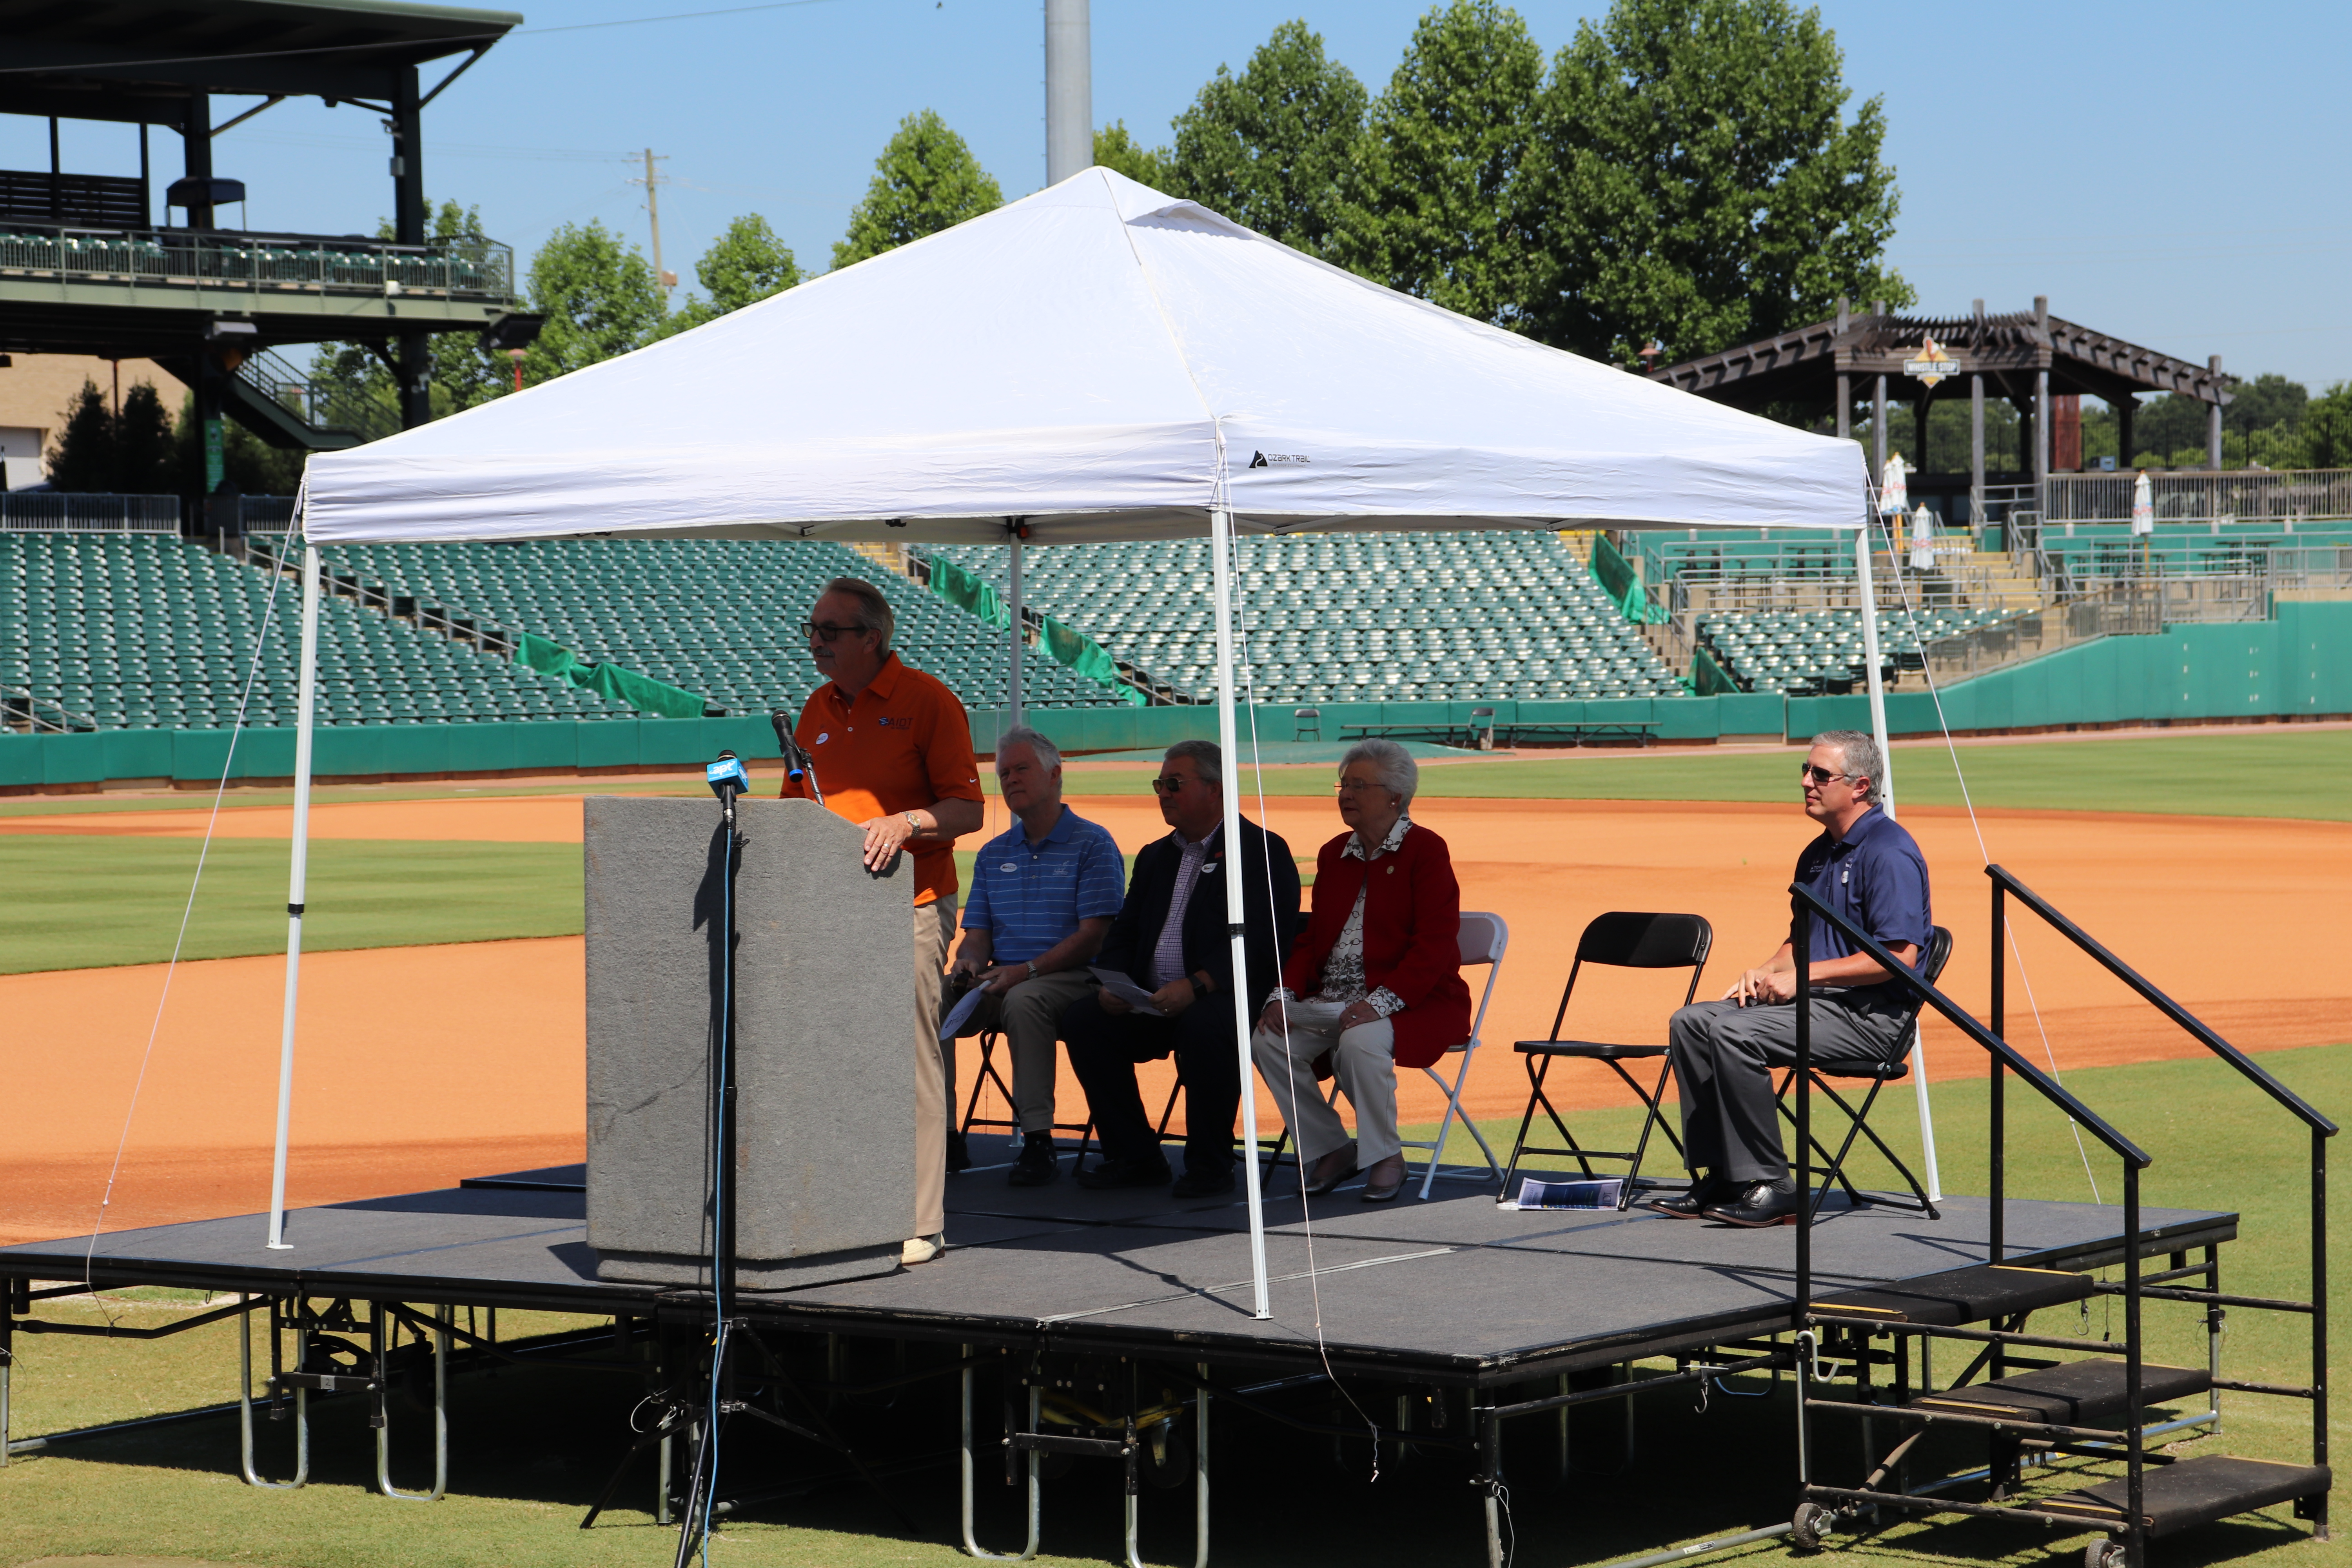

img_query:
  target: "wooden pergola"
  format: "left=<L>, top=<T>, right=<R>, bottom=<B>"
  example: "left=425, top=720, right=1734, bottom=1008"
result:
left=1649, top=298, right=2232, bottom=518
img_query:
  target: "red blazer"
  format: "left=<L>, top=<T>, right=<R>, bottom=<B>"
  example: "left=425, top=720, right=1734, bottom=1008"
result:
left=1283, top=823, right=1471, bottom=1071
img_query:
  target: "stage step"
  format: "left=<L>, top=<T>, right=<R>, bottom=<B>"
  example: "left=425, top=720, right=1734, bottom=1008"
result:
left=2031, top=1456, right=2330, bottom=1539
left=1910, top=1358, right=2210, bottom=1430
left=1812, top=1263, right=2091, bottom=1327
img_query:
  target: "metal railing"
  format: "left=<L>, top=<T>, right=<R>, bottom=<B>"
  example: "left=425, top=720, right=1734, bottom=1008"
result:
left=0, top=493, right=180, bottom=532
left=234, top=349, right=401, bottom=445
left=0, top=223, right=514, bottom=302
left=2, top=682, right=98, bottom=733
left=1988, top=864, right=2332, bottom=1543
left=2043, top=468, right=2352, bottom=527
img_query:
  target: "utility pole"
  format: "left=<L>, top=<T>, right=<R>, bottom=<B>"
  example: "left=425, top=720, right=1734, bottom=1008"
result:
left=1044, top=0, right=1091, bottom=185
left=632, top=149, right=675, bottom=296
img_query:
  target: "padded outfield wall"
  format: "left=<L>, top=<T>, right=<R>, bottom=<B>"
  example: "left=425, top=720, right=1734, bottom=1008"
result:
left=3, top=603, right=2345, bottom=787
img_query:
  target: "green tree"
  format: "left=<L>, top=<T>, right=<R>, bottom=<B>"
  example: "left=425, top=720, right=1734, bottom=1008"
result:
left=651, top=214, right=804, bottom=340
left=170, top=393, right=305, bottom=497
left=114, top=383, right=179, bottom=493
left=1326, top=1, right=1544, bottom=324
left=832, top=110, right=1003, bottom=271
left=2305, top=383, right=2352, bottom=469
left=1165, top=21, right=1367, bottom=253
left=526, top=218, right=664, bottom=382
left=2225, top=372, right=2307, bottom=437
left=42, top=381, right=114, bottom=491
left=1523, top=0, right=1908, bottom=365
left=1093, top=121, right=1172, bottom=188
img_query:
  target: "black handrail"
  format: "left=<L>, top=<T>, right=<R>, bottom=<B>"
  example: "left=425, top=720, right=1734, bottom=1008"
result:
left=1790, top=884, right=2149, bottom=1167
left=1989, top=861, right=2331, bottom=1541
left=1987, top=864, right=2338, bottom=1134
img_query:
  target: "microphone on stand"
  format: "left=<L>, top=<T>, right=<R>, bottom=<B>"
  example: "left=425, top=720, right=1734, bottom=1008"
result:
left=770, top=710, right=823, bottom=804
left=705, top=749, right=750, bottom=823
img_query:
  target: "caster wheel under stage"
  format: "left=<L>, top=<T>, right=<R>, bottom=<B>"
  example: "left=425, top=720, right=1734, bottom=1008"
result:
left=2085, top=1539, right=2126, bottom=1568
left=1790, top=1501, right=1833, bottom=1551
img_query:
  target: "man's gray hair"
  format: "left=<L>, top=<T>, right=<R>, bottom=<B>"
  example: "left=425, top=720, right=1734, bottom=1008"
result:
left=1813, top=729, right=1884, bottom=802
left=1339, top=736, right=1419, bottom=806
left=995, top=724, right=1062, bottom=772
left=818, top=575, right=895, bottom=650
left=1163, top=737, right=1222, bottom=789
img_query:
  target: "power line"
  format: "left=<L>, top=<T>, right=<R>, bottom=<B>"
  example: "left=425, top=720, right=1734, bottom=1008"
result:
left=519, top=0, right=855, bottom=35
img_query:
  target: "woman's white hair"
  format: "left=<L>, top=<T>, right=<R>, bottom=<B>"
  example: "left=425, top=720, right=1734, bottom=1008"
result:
left=1339, top=737, right=1418, bottom=806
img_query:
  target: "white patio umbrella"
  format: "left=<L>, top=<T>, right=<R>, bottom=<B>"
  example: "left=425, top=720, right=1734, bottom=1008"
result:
left=279, top=168, right=1890, bottom=1310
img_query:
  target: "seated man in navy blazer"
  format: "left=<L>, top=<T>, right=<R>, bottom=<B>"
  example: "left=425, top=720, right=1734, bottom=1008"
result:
left=1061, top=740, right=1299, bottom=1199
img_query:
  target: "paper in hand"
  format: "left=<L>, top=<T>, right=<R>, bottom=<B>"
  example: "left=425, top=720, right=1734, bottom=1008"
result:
left=937, top=982, right=987, bottom=1040
left=1088, top=965, right=1165, bottom=1018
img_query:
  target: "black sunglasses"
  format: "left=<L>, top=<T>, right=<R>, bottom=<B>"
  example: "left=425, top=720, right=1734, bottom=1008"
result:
left=1799, top=764, right=1855, bottom=786
left=802, top=621, right=867, bottom=643
left=1150, top=775, right=1190, bottom=795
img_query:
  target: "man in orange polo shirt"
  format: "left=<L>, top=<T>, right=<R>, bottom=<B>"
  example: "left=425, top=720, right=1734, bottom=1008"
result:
left=780, top=575, right=985, bottom=1266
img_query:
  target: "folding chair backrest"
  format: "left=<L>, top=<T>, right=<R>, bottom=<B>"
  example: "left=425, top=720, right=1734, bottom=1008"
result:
left=1552, top=911, right=1713, bottom=1039
left=1453, top=911, right=1508, bottom=1053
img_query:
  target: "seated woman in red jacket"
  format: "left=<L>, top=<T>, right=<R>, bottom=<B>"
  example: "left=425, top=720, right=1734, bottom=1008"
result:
left=1251, top=738, right=1470, bottom=1203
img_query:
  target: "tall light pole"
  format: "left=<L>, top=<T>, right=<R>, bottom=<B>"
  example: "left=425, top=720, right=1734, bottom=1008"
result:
left=1044, top=0, right=1090, bottom=185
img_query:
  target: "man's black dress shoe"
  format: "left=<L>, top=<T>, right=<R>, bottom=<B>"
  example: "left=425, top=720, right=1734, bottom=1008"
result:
left=1076, top=1156, right=1171, bottom=1191
left=1704, top=1177, right=1803, bottom=1227
left=1647, top=1174, right=1733, bottom=1219
left=1007, top=1132, right=1059, bottom=1187
left=1171, top=1165, right=1235, bottom=1199
left=946, top=1129, right=972, bottom=1174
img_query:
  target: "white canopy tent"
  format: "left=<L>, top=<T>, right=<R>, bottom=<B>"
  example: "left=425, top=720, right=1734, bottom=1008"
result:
left=282, top=167, right=1917, bottom=1307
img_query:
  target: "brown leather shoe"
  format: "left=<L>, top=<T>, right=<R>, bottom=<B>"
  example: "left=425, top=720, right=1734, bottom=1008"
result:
left=1302, top=1143, right=1360, bottom=1196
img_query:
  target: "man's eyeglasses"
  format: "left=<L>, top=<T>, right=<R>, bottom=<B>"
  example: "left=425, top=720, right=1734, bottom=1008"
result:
left=802, top=621, right=866, bottom=643
left=1799, top=764, right=1855, bottom=786
left=1150, top=775, right=1189, bottom=795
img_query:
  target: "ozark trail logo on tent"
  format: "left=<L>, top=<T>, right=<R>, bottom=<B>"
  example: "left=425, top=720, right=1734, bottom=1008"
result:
left=1248, top=451, right=1310, bottom=469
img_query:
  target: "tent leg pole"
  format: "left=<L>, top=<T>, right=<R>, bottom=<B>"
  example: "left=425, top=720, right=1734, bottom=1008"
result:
left=1853, top=517, right=1938, bottom=1201
left=267, top=542, right=321, bottom=1250
left=1006, top=528, right=1024, bottom=724
left=1209, top=508, right=1270, bottom=1321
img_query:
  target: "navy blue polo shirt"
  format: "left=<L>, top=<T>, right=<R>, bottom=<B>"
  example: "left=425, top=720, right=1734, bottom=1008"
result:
left=962, top=805, right=1126, bottom=964
left=1789, top=806, right=1933, bottom=972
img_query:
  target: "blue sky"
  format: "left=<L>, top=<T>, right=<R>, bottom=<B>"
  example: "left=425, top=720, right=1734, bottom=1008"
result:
left=14, top=0, right=2347, bottom=389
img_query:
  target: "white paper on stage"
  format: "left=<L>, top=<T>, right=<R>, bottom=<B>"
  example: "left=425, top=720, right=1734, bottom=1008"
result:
left=300, top=168, right=1866, bottom=547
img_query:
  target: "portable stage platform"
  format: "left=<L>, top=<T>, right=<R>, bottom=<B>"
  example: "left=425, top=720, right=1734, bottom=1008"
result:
left=0, top=1157, right=2239, bottom=1565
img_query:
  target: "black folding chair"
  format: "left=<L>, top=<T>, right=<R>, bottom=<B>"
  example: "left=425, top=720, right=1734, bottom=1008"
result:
left=1499, top=911, right=1712, bottom=1207
left=1773, top=924, right=1954, bottom=1222
left=957, top=1027, right=1097, bottom=1171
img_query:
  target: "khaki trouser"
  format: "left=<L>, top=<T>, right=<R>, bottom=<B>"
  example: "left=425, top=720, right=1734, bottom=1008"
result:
left=946, top=967, right=1095, bottom=1135
left=911, top=898, right=957, bottom=1239
left=1251, top=1001, right=1402, bottom=1168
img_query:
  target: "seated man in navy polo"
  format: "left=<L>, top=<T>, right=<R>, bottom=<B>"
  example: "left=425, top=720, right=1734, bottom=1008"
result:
left=946, top=724, right=1125, bottom=1187
left=1653, top=729, right=1933, bottom=1227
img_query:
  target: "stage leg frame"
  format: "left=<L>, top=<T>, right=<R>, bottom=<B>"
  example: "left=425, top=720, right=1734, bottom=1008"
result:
left=238, top=1300, right=309, bottom=1490
left=374, top=1302, right=449, bottom=1502
left=962, top=1356, right=1041, bottom=1561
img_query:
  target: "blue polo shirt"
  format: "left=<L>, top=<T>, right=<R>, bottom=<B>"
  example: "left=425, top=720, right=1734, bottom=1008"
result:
left=962, top=805, right=1126, bottom=964
left=1790, top=806, right=1933, bottom=973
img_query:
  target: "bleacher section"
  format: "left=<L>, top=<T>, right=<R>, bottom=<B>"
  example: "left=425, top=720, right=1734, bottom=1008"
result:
left=935, top=531, right=1682, bottom=704
left=316, top=537, right=1117, bottom=717
left=2, top=533, right=623, bottom=732
left=1694, top=605, right=2011, bottom=695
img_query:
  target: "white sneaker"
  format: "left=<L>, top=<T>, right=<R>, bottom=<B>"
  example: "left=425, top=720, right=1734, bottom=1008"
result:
left=901, top=1232, right=946, bottom=1266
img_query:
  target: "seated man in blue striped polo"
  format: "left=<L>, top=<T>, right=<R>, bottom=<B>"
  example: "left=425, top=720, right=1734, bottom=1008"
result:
left=944, top=724, right=1127, bottom=1187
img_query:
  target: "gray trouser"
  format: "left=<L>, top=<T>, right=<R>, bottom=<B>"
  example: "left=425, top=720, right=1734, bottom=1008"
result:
left=1667, top=995, right=1913, bottom=1184
left=947, top=968, right=1095, bottom=1135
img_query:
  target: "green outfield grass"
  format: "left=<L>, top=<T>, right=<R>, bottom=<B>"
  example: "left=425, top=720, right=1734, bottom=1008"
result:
left=0, top=838, right=584, bottom=974
left=1, top=1047, right=2341, bottom=1568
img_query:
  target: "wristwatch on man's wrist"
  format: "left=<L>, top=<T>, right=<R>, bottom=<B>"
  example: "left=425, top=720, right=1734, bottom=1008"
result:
left=902, top=810, right=922, bottom=836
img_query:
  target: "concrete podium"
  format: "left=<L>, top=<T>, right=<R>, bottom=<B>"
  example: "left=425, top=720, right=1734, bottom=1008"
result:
left=583, top=795, right=913, bottom=1288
